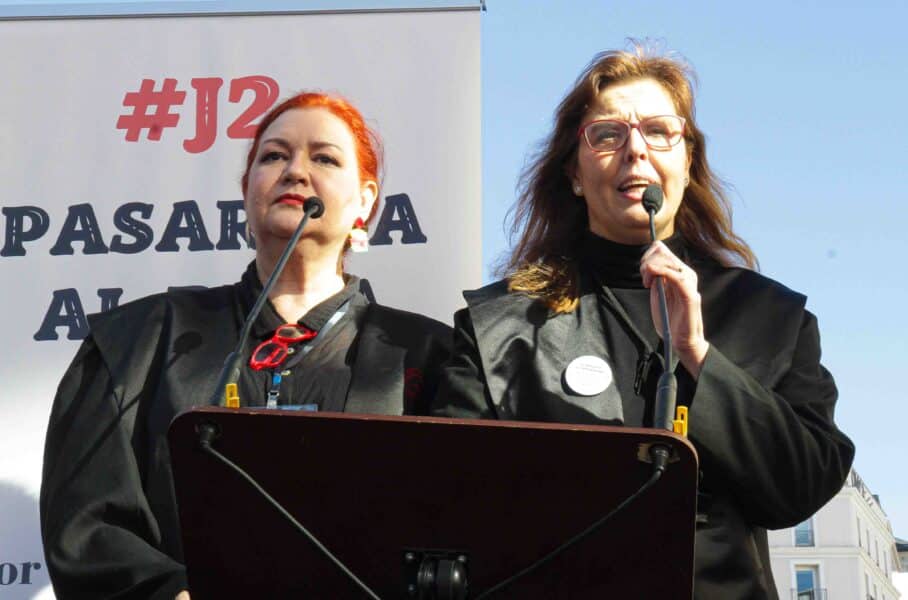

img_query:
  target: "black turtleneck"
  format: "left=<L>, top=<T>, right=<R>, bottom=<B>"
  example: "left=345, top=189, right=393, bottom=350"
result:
left=580, top=230, right=688, bottom=289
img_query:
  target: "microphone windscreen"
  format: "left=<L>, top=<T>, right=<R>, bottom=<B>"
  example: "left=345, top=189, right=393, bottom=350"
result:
left=642, top=184, right=664, bottom=214
left=304, top=196, right=325, bottom=218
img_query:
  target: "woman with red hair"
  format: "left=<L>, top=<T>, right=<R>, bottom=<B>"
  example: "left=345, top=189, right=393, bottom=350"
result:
left=40, top=92, right=451, bottom=600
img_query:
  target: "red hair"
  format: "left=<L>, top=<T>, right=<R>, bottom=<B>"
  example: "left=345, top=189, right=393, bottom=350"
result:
left=241, top=92, right=383, bottom=222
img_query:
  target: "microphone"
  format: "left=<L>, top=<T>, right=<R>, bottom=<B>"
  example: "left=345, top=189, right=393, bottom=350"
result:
left=642, top=184, right=663, bottom=240
left=642, top=184, right=663, bottom=215
left=641, top=184, right=678, bottom=435
left=208, top=197, right=325, bottom=407
left=303, top=196, right=325, bottom=218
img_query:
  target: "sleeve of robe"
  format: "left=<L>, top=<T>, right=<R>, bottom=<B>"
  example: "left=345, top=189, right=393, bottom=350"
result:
left=40, top=336, right=187, bottom=600
left=688, top=309, right=854, bottom=529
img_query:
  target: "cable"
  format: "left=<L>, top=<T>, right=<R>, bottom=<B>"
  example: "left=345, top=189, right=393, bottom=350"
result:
left=473, top=467, right=665, bottom=599
left=198, top=436, right=382, bottom=600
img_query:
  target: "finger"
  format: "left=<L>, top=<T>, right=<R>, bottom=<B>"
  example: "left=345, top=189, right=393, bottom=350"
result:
left=641, top=240, right=666, bottom=261
left=641, top=259, right=685, bottom=286
left=648, top=263, right=696, bottom=293
left=641, top=240, right=679, bottom=262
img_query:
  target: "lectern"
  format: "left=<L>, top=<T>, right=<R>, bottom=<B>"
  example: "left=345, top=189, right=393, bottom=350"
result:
left=169, top=407, right=698, bottom=598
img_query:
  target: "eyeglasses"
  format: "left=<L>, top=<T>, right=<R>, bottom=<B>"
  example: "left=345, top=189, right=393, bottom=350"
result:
left=249, top=324, right=317, bottom=371
left=578, top=115, right=686, bottom=153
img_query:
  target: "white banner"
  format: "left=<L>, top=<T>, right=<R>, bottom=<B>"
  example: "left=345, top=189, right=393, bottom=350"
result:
left=0, top=7, right=480, bottom=597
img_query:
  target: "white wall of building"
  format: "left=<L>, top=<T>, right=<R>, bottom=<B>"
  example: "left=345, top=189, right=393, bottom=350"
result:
left=770, top=470, right=901, bottom=600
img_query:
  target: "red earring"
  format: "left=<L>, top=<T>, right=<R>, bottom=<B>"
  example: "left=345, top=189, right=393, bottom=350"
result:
left=350, top=217, right=368, bottom=253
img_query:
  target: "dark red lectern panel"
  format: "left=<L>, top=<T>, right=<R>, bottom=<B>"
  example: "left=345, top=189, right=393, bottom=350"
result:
left=169, top=408, right=697, bottom=599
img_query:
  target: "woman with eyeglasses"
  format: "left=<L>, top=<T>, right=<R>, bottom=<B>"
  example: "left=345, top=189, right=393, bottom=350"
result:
left=432, top=45, right=853, bottom=598
left=40, top=92, right=451, bottom=600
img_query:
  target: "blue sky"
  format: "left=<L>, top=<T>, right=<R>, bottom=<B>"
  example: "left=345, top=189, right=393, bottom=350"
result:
left=4, top=0, right=906, bottom=539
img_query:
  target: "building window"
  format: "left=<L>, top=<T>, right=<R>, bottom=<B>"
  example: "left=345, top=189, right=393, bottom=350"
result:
left=857, top=516, right=862, bottom=546
left=795, top=519, right=815, bottom=546
left=796, top=566, right=820, bottom=599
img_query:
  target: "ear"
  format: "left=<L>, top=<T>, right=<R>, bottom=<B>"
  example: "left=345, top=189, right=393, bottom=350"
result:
left=567, top=173, right=585, bottom=197
left=685, top=153, right=692, bottom=187
left=359, top=179, right=379, bottom=220
left=241, top=191, right=253, bottom=235
left=565, top=156, right=583, bottom=197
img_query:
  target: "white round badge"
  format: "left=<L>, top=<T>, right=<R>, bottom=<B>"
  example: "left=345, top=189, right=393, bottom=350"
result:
left=564, top=355, right=613, bottom=396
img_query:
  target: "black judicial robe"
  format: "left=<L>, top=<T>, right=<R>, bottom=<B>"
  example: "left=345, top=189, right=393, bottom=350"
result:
left=40, top=279, right=451, bottom=600
left=432, top=247, right=854, bottom=599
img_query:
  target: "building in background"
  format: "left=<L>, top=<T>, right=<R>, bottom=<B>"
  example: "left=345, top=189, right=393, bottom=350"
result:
left=769, top=469, right=901, bottom=600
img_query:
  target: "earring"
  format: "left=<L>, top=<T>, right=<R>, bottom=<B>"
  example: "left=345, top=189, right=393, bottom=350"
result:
left=684, top=176, right=690, bottom=187
left=573, top=185, right=583, bottom=196
left=350, top=217, right=369, bottom=253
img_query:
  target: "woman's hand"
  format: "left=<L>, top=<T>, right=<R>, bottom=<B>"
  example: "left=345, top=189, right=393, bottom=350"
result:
left=175, top=591, right=191, bottom=600
left=640, top=241, right=709, bottom=378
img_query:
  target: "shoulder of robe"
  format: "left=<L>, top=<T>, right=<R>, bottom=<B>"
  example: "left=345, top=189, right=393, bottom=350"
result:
left=692, top=258, right=812, bottom=376
left=462, top=279, right=512, bottom=307
left=85, top=285, right=237, bottom=372
left=461, top=279, right=555, bottom=339
left=691, top=254, right=807, bottom=315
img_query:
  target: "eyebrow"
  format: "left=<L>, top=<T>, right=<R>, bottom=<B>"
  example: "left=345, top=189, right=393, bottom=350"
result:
left=309, top=141, right=343, bottom=152
left=260, top=138, right=344, bottom=152
left=588, top=111, right=654, bottom=121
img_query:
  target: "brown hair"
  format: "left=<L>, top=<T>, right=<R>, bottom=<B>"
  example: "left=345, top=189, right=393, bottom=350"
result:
left=506, top=42, right=756, bottom=313
left=241, top=91, right=383, bottom=225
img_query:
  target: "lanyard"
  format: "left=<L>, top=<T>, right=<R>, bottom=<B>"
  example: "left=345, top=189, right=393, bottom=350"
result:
left=265, top=299, right=351, bottom=408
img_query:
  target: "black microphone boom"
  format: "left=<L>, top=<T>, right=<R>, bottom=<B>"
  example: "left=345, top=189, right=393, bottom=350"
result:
left=208, top=197, right=325, bottom=407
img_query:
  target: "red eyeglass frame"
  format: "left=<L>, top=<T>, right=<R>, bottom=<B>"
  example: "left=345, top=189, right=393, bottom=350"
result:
left=249, top=324, right=317, bottom=371
left=577, top=115, right=687, bottom=152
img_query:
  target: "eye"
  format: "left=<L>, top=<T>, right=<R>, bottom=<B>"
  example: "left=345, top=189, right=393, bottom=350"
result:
left=313, top=153, right=341, bottom=167
left=260, top=150, right=286, bottom=163
left=587, top=122, right=625, bottom=147
left=641, top=117, right=682, bottom=142
left=593, top=124, right=622, bottom=141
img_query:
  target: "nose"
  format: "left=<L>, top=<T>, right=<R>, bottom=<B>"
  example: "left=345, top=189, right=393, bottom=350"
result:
left=282, top=153, right=310, bottom=186
left=624, top=124, right=649, bottom=162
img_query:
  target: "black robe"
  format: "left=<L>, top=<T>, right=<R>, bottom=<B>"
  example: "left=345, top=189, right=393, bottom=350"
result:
left=432, top=239, right=854, bottom=599
left=40, top=275, right=451, bottom=600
